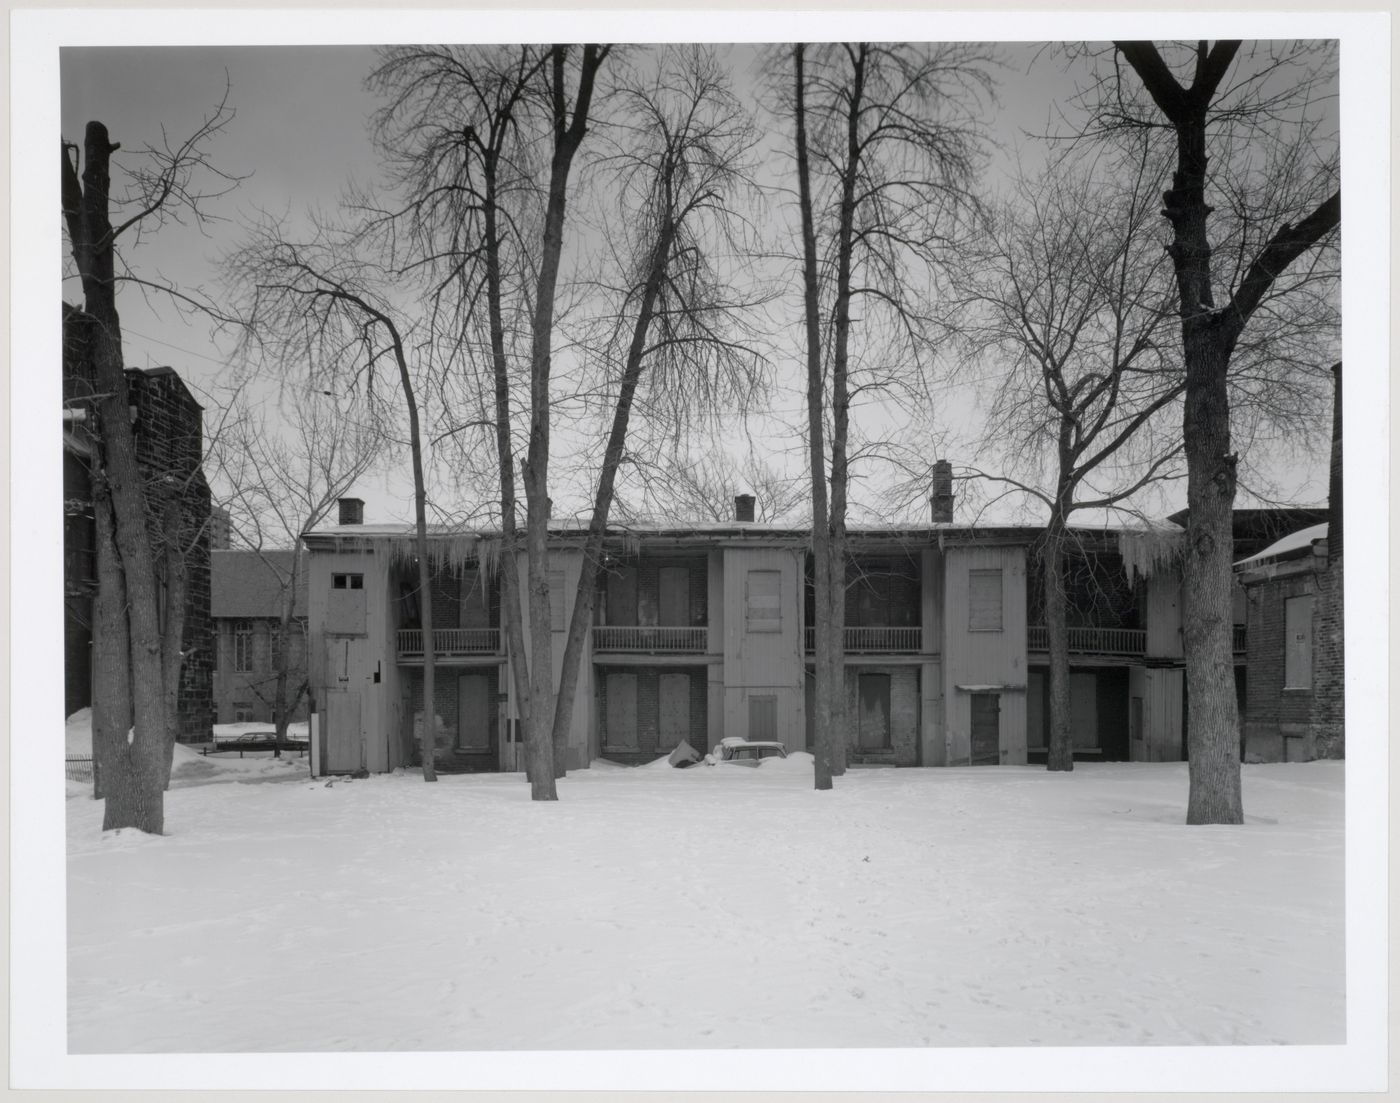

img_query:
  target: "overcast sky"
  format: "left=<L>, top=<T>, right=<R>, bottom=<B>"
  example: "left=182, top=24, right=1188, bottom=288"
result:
left=57, top=35, right=1341, bottom=529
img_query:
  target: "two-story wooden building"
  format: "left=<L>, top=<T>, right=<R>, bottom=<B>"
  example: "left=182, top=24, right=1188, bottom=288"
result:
left=299, top=484, right=1336, bottom=777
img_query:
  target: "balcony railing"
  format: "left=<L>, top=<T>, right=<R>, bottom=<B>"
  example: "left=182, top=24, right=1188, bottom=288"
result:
left=397, top=628, right=501, bottom=660
left=1233, top=625, right=1247, bottom=653
left=592, top=626, right=708, bottom=653
left=803, top=626, right=923, bottom=654
left=1027, top=625, right=1146, bottom=656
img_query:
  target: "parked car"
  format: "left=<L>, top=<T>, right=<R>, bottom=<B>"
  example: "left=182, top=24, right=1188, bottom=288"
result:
left=710, top=737, right=788, bottom=767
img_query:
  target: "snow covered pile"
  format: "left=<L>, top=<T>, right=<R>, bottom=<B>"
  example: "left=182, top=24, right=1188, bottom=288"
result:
left=66, top=758, right=1344, bottom=1055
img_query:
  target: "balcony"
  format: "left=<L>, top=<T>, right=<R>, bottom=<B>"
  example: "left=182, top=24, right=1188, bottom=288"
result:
left=1027, top=625, right=1146, bottom=656
left=803, top=626, right=922, bottom=654
left=592, top=625, right=707, bottom=654
left=397, top=628, right=501, bottom=661
left=1233, top=624, right=1247, bottom=653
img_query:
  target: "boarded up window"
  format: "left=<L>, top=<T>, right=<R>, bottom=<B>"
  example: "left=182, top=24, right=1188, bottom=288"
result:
left=659, top=567, right=689, bottom=626
left=327, top=573, right=367, bottom=636
left=748, top=694, right=778, bottom=741
left=658, top=673, right=690, bottom=751
left=746, top=570, right=782, bottom=633
left=605, top=673, right=638, bottom=749
left=1285, top=594, right=1314, bottom=690
left=969, top=568, right=1003, bottom=631
left=549, top=569, right=566, bottom=632
left=858, top=673, right=892, bottom=750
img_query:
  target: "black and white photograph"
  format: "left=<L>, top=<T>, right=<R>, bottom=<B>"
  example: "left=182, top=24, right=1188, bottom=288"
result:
left=10, top=6, right=1389, bottom=1095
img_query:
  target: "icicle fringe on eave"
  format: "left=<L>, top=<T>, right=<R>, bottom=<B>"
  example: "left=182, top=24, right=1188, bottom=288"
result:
left=1117, top=527, right=1185, bottom=582
left=319, top=532, right=506, bottom=577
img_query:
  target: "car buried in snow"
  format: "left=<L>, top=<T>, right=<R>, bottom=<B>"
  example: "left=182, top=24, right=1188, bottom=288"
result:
left=709, top=737, right=788, bottom=767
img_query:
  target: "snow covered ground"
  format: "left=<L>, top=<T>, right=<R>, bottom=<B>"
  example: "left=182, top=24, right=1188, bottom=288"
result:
left=65, top=748, right=1345, bottom=1058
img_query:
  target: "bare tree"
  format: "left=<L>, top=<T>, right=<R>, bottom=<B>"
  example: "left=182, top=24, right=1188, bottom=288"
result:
left=209, top=386, right=382, bottom=751
left=619, top=447, right=806, bottom=525
left=62, top=101, right=242, bottom=834
left=228, top=218, right=442, bottom=782
left=951, top=140, right=1183, bottom=771
left=371, top=43, right=610, bottom=799
left=1103, top=41, right=1340, bottom=823
left=546, top=46, right=763, bottom=776
left=786, top=42, right=996, bottom=788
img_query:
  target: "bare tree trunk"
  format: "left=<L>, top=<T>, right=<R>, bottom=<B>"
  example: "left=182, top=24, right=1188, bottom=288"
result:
left=403, top=377, right=438, bottom=783
left=824, top=45, right=867, bottom=778
left=481, top=146, right=534, bottom=777
left=1181, top=339, right=1241, bottom=822
left=91, top=470, right=131, bottom=813
left=794, top=44, right=834, bottom=791
left=68, top=123, right=171, bottom=833
left=1043, top=518, right=1073, bottom=772
left=550, top=216, right=676, bottom=767
left=522, top=45, right=606, bottom=797
left=157, top=492, right=189, bottom=789
left=271, top=550, right=300, bottom=755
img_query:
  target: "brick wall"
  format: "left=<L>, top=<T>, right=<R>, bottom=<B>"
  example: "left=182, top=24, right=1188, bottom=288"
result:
left=62, top=308, right=214, bottom=740
left=402, top=666, right=501, bottom=772
left=843, top=666, right=920, bottom=766
left=1243, top=558, right=1344, bottom=762
left=1310, top=553, right=1344, bottom=758
left=596, top=665, right=708, bottom=764
left=213, top=617, right=310, bottom=725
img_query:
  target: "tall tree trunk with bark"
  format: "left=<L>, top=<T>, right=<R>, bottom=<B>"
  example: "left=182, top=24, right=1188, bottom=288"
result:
left=65, top=122, right=178, bottom=833
left=521, top=44, right=606, bottom=796
left=550, top=209, right=677, bottom=766
left=1115, top=40, right=1339, bottom=823
left=794, top=44, right=834, bottom=791
left=1043, top=514, right=1074, bottom=772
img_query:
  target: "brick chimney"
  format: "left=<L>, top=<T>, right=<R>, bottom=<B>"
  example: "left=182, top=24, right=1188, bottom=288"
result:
left=734, top=494, right=756, bottom=523
left=338, top=497, right=365, bottom=526
left=930, top=460, right=954, bottom=523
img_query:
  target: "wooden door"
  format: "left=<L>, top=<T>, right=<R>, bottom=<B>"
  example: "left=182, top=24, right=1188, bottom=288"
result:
left=970, top=692, right=1000, bottom=765
left=457, top=673, right=493, bottom=755
left=325, top=689, right=362, bottom=773
left=858, top=673, right=892, bottom=750
left=658, top=672, right=689, bottom=751
left=1070, top=672, right=1099, bottom=750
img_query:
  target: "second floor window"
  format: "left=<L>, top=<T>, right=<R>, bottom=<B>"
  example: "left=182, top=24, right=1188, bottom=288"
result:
left=233, top=621, right=255, bottom=672
left=746, top=570, right=782, bottom=633
left=969, top=569, right=1003, bottom=632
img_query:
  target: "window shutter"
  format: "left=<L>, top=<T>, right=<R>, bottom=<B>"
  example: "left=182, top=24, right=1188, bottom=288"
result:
left=1285, top=594, right=1314, bottom=689
left=746, top=570, right=782, bottom=632
left=969, top=568, right=1003, bottom=631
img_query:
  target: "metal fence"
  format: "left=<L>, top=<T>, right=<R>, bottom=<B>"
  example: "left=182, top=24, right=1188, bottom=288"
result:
left=66, top=756, right=94, bottom=783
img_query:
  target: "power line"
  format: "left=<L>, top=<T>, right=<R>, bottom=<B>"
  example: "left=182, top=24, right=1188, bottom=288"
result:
left=123, top=326, right=231, bottom=369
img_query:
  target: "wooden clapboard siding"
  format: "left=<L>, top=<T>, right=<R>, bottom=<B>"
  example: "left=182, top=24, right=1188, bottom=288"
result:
left=721, top=546, right=804, bottom=749
left=942, top=545, right=1028, bottom=765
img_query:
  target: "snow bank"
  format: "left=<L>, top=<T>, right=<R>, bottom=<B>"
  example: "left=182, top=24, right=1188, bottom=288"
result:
left=66, top=760, right=1344, bottom=1054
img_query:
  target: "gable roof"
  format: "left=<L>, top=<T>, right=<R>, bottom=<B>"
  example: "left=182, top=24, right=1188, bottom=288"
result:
left=211, top=550, right=308, bottom=619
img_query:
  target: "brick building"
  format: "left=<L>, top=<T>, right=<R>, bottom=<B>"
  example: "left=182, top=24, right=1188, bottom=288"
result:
left=62, top=303, right=214, bottom=741
left=1237, top=523, right=1344, bottom=762
left=211, top=549, right=310, bottom=725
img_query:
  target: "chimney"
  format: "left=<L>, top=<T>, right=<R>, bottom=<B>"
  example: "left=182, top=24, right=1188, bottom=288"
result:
left=734, top=494, right=756, bottom=523
left=338, top=497, right=365, bottom=526
left=930, top=460, right=954, bottom=523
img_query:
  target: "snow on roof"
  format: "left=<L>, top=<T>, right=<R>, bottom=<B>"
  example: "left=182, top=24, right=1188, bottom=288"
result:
left=1234, top=522, right=1328, bottom=569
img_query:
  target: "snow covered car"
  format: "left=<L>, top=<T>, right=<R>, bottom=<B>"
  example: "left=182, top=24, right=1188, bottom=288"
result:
left=710, top=737, right=788, bottom=767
